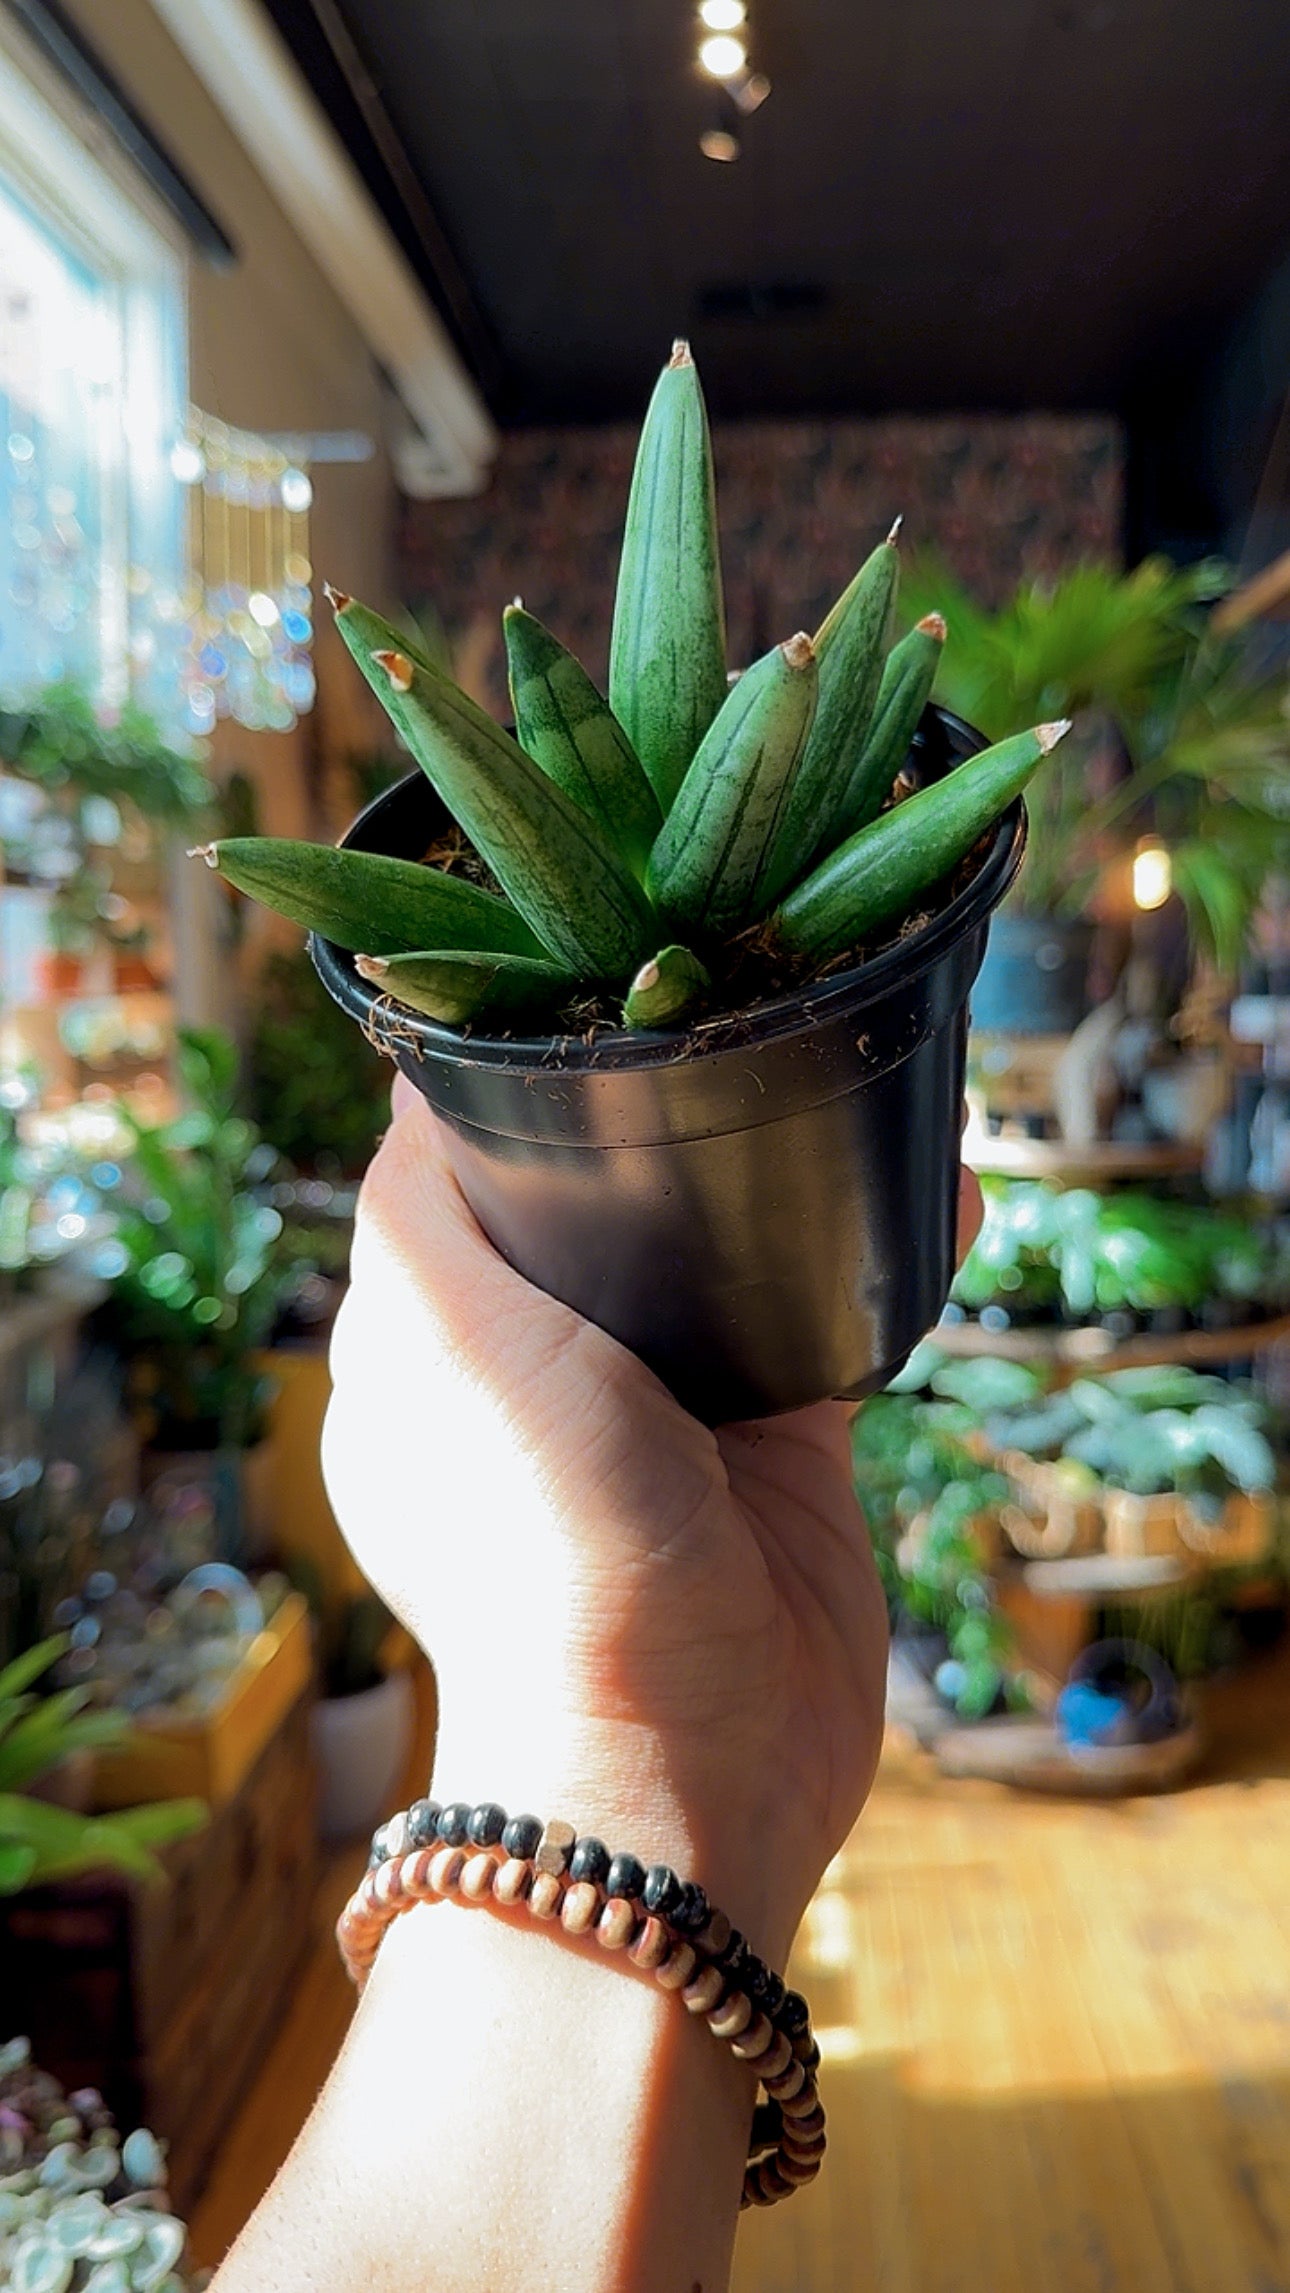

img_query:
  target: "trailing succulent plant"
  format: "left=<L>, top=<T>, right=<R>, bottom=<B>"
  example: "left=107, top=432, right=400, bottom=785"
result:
left=197, top=343, right=1069, bottom=1035
left=0, top=2036, right=202, bottom=2291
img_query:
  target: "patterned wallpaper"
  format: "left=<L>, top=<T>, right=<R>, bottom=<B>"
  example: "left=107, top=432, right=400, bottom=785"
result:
left=400, top=414, right=1123, bottom=711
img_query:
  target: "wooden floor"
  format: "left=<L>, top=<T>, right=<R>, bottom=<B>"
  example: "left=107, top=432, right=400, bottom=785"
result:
left=190, top=1652, right=1290, bottom=2290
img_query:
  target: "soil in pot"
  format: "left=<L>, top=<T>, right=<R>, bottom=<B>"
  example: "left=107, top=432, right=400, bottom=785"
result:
left=316, top=706, right=1026, bottom=1424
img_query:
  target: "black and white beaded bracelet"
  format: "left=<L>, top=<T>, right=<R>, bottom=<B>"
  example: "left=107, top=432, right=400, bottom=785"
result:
left=337, top=1798, right=825, bottom=2210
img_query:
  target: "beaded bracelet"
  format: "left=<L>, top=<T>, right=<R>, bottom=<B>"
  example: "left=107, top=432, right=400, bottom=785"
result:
left=337, top=1798, right=826, bottom=2210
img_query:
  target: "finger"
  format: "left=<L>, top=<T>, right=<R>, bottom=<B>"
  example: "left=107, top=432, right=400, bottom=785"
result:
left=956, top=1163, right=983, bottom=1265
left=333, top=1086, right=720, bottom=1540
left=391, top=1068, right=420, bottom=1120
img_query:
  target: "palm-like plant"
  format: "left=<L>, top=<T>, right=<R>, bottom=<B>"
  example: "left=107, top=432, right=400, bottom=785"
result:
left=903, top=554, right=1290, bottom=964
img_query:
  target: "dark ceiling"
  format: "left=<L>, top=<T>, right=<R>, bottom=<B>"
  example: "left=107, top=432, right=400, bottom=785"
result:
left=265, top=0, right=1290, bottom=432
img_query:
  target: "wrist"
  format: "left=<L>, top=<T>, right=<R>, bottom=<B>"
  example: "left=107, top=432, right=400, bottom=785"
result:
left=429, top=1709, right=799, bottom=1968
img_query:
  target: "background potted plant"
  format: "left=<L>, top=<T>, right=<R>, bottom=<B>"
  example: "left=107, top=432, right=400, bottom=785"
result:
left=0, top=1635, right=205, bottom=1897
left=904, top=556, right=1290, bottom=1027
left=94, top=1029, right=288, bottom=1556
left=197, top=343, right=1069, bottom=1421
left=0, top=2033, right=202, bottom=2290
left=0, top=680, right=211, bottom=996
left=301, top=1587, right=413, bottom=1843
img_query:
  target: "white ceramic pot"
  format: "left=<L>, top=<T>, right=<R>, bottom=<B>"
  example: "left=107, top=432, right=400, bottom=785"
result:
left=311, top=1669, right=415, bottom=1843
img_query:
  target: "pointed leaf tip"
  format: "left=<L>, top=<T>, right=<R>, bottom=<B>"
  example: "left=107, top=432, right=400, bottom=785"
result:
left=372, top=648, right=415, bottom=693
left=916, top=612, right=948, bottom=640
left=188, top=844, right=218, bottom=867
left=668, top=338, right=693, bottom=367
left=323, top=582, right=351, bottom=611
left=1036, top=718, right=1073, bottom=752
left=886, top=515, right=903, bottom=545
left=781, top=631, right=815, bottom=670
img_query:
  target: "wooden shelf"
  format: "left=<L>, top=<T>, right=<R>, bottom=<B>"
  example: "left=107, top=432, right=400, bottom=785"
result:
left=933, top=1311, right=1290, bottom=1374
left=965, top=1136, right=1204, bottom=1182
left=1014, top=1553, right=1193, bottom=1599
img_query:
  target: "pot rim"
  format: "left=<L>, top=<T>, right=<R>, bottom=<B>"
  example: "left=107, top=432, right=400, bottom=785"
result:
left=313, top=704, right=1026, bottom=1077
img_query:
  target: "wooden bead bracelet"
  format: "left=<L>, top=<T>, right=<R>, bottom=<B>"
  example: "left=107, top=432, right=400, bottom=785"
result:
left=337, top=1798, right=826, bottom=2210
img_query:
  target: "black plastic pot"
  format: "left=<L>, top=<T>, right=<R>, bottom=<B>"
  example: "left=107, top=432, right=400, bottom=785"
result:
left=313, top=705, right=1025, bottom=1424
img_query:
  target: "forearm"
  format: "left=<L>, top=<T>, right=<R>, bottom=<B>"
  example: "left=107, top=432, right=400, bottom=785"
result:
left=213, top=1878, right=756, bottom=2293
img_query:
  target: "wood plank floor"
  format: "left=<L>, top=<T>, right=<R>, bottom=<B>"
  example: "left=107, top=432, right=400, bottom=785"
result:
left=190, top=1651, right=1290, bottom=2290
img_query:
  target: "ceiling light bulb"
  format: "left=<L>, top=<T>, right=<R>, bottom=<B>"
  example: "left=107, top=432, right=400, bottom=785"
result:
left=1132, top=840, right=1172, bottom=911
left=700, top=127, right=741, bottom=161
left=699, top=0, right=746, bottom=28
left=699, top=32, right=746, bottom=78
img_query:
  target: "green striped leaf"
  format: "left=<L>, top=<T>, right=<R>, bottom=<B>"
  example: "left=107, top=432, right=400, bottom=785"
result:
left=623, top=945, right=710, bottom=1030
left=334, top=611, right=657, bottom=980
left=775, top=722, right=1069, bottom=963
left=504, top=604, right=661, bottom=876
left=609, top=341, right=727, bottom=812
left=324, top=586, right=446, bottom=679
left=829, top=612, right=947, bottom=844
left=356, top=948, right=575, bottom=1028
left=194, top=838, right=546, bottom=959
left=647, top=634, right=818, bottom=936
left=761, top=527, right=901, bottom=900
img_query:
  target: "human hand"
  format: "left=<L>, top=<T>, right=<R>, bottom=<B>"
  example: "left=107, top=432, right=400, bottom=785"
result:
left=324, top=1079, right=982, bottom=1966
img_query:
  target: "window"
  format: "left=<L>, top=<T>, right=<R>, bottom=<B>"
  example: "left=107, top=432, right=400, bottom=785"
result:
left=0, top=13, right=186, bottom=725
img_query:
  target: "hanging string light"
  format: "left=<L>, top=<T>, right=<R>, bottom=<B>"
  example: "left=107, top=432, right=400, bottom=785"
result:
left=170, top=407, right=316, bottom=736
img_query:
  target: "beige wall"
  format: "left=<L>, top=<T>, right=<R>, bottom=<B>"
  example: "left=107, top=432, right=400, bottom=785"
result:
left=61, top=0, right=402, bottom=1014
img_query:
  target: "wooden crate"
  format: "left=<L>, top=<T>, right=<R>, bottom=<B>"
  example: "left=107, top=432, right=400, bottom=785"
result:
left=92, top=1592, right=312, bottom=1810
left=0, top=1692, right=318, bottom=2214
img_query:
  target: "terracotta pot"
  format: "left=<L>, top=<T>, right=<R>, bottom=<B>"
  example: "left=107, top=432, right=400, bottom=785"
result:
left=37, top=950, right=85, bottom=999
left=1102, top=1488, right=1186, bottom=1560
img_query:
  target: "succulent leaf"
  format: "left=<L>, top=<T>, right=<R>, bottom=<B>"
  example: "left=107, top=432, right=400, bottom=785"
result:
left=647, top=634, right=818, bottom=936
left=334, top=618, right=656, bottom=977
left=830, top=612, right=947, bottom=842
left=608, top=341, right=727, bottom=811
left=355, top=948, right=575, bottom=1027
left=761, top=527, right=901, bottom=899
left=623, top=945, right=711, bottom=1030
left=192, top=839, right=545, bottom=960
left=322, top=587, right=445, bottom=680
left=774, top=721, right=1069, bottom=963
left=504, top=605, right=661, bottom=875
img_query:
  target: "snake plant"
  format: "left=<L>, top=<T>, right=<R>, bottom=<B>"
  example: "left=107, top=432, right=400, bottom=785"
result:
left=198, top=343, right=1068, bottom=1033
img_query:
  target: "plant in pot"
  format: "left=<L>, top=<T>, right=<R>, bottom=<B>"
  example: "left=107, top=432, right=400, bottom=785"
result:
left=0, top=1636, right=205, bottom=1897
left=94, top=1028, right=287, bottom=1554
left=304, top=1588, right=413, bottom=1843
left=196, top=342, right=1071, bottom=1422
left=245, top=946, right=388, bottom=1179
left=950, top=1177, right=1278, bottom=1331
left=904, top=555, right=1290, bottom=1028
left=0, top=2034, right=204, bottom=2291
left=850, top=1378, right=1019, bottom=1718
left=0, top=679, right=211, bottom=996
